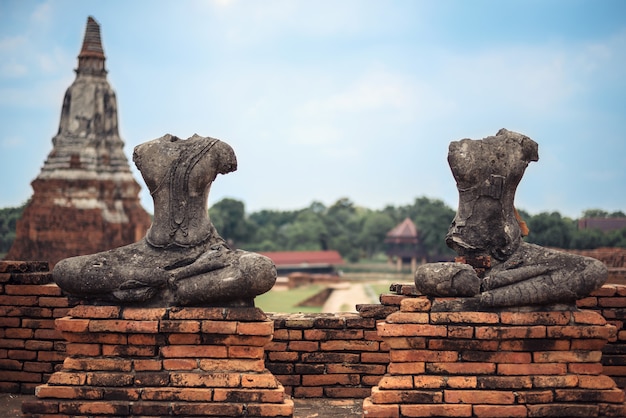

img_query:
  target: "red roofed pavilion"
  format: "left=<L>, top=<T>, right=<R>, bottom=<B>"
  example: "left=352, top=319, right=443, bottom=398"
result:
left=260, top=250, right=345, bottom=275
left=384, top=218, right=425, bottom=271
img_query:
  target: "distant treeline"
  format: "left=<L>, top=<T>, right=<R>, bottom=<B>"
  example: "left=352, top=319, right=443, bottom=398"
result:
left=1, top=198, right=625, bottom=262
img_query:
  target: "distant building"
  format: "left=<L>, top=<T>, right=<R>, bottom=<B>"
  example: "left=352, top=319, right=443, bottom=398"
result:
left=384, top=217, right=425, bottom=271
left=260, top=250, right=345, bottom=276
left=5, top=17, right=151, bottom=266
left=578, top=218, right=626, bottom=233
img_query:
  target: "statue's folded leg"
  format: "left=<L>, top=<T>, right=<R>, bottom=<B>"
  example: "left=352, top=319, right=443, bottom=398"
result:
left=171, top=252, right=277, bottom=306
left=415, top=262, right=481, bottom=297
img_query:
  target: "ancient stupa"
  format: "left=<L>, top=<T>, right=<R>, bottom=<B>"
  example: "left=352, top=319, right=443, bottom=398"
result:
left=5, top=16, right=151, bottom=267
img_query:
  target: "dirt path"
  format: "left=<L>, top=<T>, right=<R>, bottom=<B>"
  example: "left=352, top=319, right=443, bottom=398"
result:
left=321, top=282, right=376, bottom=312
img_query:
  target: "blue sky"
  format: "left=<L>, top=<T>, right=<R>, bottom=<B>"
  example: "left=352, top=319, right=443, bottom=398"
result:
left=1, top=0, right=625, bottom=218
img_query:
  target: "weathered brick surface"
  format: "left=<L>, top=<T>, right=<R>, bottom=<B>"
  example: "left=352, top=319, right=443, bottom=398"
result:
left=22, top=307, right=292, bottom=417
left=364, top=292, right=626, bottom=417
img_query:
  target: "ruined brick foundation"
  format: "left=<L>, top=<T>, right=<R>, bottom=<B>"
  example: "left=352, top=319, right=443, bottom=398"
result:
left=363, top=297, right=626, bottom=417
left=22, top=305, right=293, bottom=417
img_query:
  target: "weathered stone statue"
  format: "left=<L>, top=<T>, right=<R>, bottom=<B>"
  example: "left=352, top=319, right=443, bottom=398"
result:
left=415, top=129, right=607, bottom=308
left=53, top=134, right=277, bottom=307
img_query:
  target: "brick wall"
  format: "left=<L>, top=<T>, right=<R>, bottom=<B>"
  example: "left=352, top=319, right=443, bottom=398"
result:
left=2, top=259, right=626, bottom=399
left=0, top=261, right=75, bottom=393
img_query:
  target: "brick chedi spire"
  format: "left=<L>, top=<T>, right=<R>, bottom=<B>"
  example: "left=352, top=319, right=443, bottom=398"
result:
left=5, top=16, right=152, bottom=267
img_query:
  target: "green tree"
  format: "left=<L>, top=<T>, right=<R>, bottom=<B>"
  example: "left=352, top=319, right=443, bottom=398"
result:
left=0, top=202, right=26, bottom=256
left=209, top=198, right=255, bottom=246
left=358, top=211, right=396, bottom=258
left=525, top=212, right=576, bottom=248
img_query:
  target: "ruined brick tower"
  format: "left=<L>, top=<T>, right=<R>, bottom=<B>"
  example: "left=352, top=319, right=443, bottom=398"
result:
left=5, top=16, right=152, bottom=266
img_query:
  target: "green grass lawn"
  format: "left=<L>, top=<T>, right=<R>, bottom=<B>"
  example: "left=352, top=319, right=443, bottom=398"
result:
left=255, top=285, right=324, bottom=313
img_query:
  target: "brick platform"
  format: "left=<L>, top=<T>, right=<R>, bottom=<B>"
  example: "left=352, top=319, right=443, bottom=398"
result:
left=363, top=297, right=626, bottom=418
left=22, top=305, right=293, bottom=417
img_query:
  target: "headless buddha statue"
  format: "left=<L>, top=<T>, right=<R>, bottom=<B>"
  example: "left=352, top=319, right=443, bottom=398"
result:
left=53, top=134, right=277, bottom=307
left=415, top=129, right=607, bottom=308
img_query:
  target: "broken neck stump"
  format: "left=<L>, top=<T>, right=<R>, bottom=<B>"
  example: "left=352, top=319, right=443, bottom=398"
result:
left=363, top=298, right=626, bottom=417
left=23, top=305, right=293, bottom=417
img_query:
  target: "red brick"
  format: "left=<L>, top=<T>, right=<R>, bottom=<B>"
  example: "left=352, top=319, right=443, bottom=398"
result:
left=23, top=361, right=53, bottom=373
left=0, top=339, right=24, bottom=349
left=102, top=344, right=156, bottom=357
left=599, top=297, right=626, bottom=307
left=199, top=358, right=265, bottom=372
left=201, top=319, right=238, bottom=334
left=64, top=357, right=132, bottom=371
left=401, top=404, right=472, bottom=417
left=498, top=363, right=567, bottom=375
left=370, top=386, right=443, bottom=404
left=427, top=362, right=495, bottom=375
left=378, top=375, right=413, bottom=389
left=213, top=387, right=286, bottom=403
left=387, top=362, right=425, bottom=375
left=473, top=405, right=527, bottom=417
left=570, top=362, right=605, bottom=374
left=39, top=297, right=68, bottom=307
left=294, top=386, right=323, bottom=397
left=141, top=387, right=212, bottom=401
left=0, top=370, right=41, bottom=382
left=163, top=358, right=198, bottom=370
left=25, top=340, right=54, bottom=350
left=571, top=338, right=607, bottom=350
left=288, top=341, right=319, bottom=352
left=572, top=310, right=607, bottom=325
left=23, top=318, right=55, bottom=329
left=59, top=400, right=129, bottom=415
left=35, top=385, right=102, bottom=399
left=533, top=350, right=602, bottom=363
left=432, top=312, right=500, bottom=324
left=8, top=349, right=36, bottom=360
left=445, top=389, right=515, bottom=404
left=577, top=296, right=597, bottom=308
left=390, top=349, right=458, bottom=362
left=325, top=387, right=372, bottom=398
left=447, top=376, right=477, bottom=388
left=532, top=375, right=578, bottom=388
left=384, top=337, right=427, bottom=349
left=85, top=372, right=134, bottom=387
left=303, top=328, right=364, bottom=340
left=133, top=359, right=162, bottom=371
left=386, top=312, right=429, bottom=324
left=5, top=328, right=33, bottom=338
left=362, top=397, right=399, bottom=418
left=241, top=373, right=280, bottom=388
left=475, top=325, right=546, bottom=339
left=46, top=371, right=86, bottom=385
left=159, top=320, right=200, bottom=333
left=361, top=352, right=390, bottom=363
left=301, top=374, right=359, bottom=386
left=161, top=345, right=227, bottom=358
left=167, top=333, right=201, bottom=344
left=121, top=307, right=167, bottom=320
left=88, top=319, right=158, bottom=333
left=321, top=340, right=379, bottom=352
left=4, top=284, right=60, bottom=296
left=237, top=320, right=273, bottom=336
left=400, top=297, right=431, bottom=312
left=447, top=326, right=474, bottom=339
left=268, top=351, right=299, bottom=362
left=65, top=343, right=101, bottom=356
left=70, top=305, right=120, bottom=318
left=0, top=295, right=38, bottom=306
left=412, top=375, right=446, bottom=388
left=326, top=363, right=386, bottom=375
left=578, top=374, right=617, bottom=389
left=499, top=339, right=570, bottom=351
left=170, top=371, right=240, bottom=387
left=516, top=390, right=553, bottom=404
left=34, top=328, right=62, bottom=340
left=228, top=345, right=264, bottom=359
left=55, top=317, right=90, bottom=332
left=548, top=324, right=612, bottom=339
left=378, top=322, right=447, bottom=337
left=500, top=311, right=571, bottom=325
left=462, top=351, right=531, bottom=363
left=169, top=402, right=243, bottom=416
left=37, top=350, right=66, bottom=362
